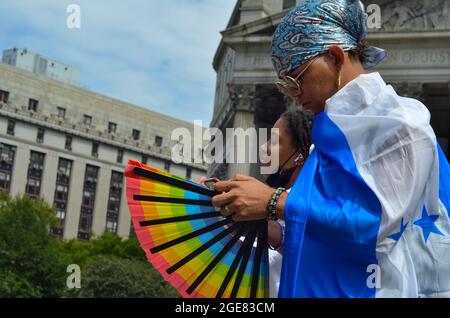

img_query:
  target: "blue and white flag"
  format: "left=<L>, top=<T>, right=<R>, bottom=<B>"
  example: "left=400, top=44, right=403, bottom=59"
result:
left=280, top=72, right=450, bottom=298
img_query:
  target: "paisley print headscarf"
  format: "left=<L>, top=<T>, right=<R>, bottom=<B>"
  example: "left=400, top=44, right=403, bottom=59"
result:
left=271, top=0, right=387, bottom=78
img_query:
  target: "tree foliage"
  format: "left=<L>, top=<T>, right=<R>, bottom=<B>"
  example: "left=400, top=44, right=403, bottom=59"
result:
left=74, top=255, right=179, bottom=298
left=0, top=194, right=179, bottom=298
left=0, top=195, right=68, bottom=297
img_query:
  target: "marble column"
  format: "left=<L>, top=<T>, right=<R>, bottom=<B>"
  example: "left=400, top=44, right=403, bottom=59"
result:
left=227, top=84, right=257, bottom=177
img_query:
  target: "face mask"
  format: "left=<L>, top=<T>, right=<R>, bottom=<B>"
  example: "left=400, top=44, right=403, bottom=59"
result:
left=265, top=147, right=302, bottom=188
left=265, top=165, right=298, bottom=188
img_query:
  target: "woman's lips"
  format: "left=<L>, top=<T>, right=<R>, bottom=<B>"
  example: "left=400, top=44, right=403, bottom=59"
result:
left=295, top=97, right=312, bottom=110
left=301, top=101, right=312, bottom=109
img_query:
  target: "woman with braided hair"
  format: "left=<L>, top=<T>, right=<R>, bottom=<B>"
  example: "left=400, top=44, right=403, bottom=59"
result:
left=261, top=109, right=312, bottom=297
left=264, top=109, right=312, bottom=190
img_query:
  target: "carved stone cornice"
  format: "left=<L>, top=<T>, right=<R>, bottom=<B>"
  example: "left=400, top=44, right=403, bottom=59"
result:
left=375, top=0, right=450, bottom=32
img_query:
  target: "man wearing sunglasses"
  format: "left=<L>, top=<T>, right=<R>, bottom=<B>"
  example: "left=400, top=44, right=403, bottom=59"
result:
left=211, top=0, right=450, bottom=298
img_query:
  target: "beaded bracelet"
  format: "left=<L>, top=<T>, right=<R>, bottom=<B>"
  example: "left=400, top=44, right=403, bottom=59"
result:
left=267, top=187, right=286, bottom=221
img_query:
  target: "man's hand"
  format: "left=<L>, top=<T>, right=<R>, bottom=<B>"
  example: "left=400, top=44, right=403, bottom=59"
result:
left=211, top=174, right=276, bottom=221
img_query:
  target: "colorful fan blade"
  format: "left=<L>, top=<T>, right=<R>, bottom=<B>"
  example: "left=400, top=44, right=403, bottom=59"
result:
left=125, top=160, right=269, bottom=298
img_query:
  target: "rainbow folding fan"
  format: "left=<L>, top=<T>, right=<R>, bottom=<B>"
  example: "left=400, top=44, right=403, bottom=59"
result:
left=125, top=160, right=269, bottom=298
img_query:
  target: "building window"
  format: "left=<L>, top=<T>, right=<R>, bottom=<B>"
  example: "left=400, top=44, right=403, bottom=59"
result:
left=106, top=220, right=118, bottom=233
left=186, top=167, right=192, bottom=180
left=108, top=122, right=117, bottom=134
left=65, top=135, right=72, bottom=151
left=56, top=209, right=65, bottom=222
left=83, top=114, right=92, bottom=126
left=117, top=149, right=124, bottom=164
left=51, top=158, right=72, bottom=237
left=155, top=136, right=163, bottom=147
left=106, top=171, right=123, bottom=234
left=141, top=155, right=148, bottom=165
left=0, top=89, right=9, bottom=103
left=91, top=143, right=99, bottom=158
left=7, top=120, right=15, bottom=136
left=57, top=107, right=66, bottom=119
left=25, top=151, right=45, bottom=198
left=164, top=161, right=170, bottom=172
left=0, top=143, right=16, bottom=193
left=78, top=165, right=99, bottom=240
left=28, top=98, right=39, bottom=112
left=132, top=129, right=140, bottom=141
left=54, top=184, right=69, bottom=203
left=36, top=127, right=45, bottom=144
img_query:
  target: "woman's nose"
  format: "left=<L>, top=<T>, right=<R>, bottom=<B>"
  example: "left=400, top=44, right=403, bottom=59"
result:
left=262, top=142, right=273, bottom=157
left=260, top=142, right=268, bottom=153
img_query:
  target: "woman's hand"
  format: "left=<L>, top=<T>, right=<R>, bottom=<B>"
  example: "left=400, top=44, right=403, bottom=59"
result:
left=211, top=174, right=276, bottom=221
left=193, top=176, right=208, bottom=186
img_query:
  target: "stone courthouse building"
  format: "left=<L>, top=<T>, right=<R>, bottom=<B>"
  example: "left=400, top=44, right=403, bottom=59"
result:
left=208, top=0, right=450, bottom=180
left=0, top=48, right=207, bottom=240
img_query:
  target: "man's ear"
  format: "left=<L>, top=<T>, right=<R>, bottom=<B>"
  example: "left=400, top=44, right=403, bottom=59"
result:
left=328, top=45, right=345, bottom=69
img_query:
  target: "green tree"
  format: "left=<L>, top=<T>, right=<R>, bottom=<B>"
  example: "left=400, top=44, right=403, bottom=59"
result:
left=74, top=255, right=179, bottom=298
left=0, top=195, right=68, bottom=298
left=61, top=231, right=178, bottom=298
left=60, top=231, right=146, bottom=267
left=0, top=270, right=41, bottom=298
left=0, top=193, right=179, bottom=298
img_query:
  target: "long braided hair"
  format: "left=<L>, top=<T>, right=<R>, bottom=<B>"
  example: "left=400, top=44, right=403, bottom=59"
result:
left=280, top=109, right=313, bottom=162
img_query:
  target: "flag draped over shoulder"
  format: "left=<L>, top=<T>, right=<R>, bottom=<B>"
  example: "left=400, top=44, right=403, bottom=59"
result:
left=279, top=72, right=450, bottom=298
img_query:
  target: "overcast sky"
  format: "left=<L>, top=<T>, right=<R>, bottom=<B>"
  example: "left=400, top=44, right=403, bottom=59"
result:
left=0, top=0, right=236, bottom=125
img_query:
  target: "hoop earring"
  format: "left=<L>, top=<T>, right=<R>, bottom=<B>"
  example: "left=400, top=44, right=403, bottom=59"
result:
left=294, top=153, right=304, bottom=166
left=336, top=69, right=342, bottom=90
